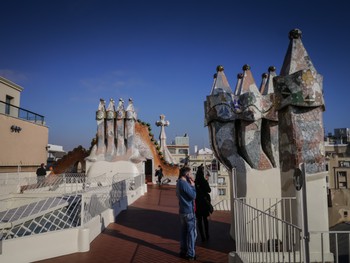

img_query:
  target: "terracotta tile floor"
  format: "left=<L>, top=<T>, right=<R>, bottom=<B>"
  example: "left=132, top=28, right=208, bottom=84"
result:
left=37, top=184, right=235, bottom=263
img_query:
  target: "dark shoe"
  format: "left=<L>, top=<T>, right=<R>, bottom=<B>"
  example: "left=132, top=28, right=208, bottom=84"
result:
left=187, top=255, right=197, bottom=261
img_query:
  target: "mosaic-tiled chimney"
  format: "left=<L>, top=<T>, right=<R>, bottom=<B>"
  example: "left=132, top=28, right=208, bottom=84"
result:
left=205, top=29, right=331, bottom=261
left=125, top=98, right=137, bottom=156
left=260, top=66, right=279, bottom=168
left=205, top=63, right=280, bottom=173
left=116, top=98, right=126, bottom=156
left=96, top=99, right=107, bottom=156
left=274, top=29, right=330, bottom=258
left=236, top=64, right=273, bottom=170
left=88, top=97, right=138, bottom=162
left=204, top=66, right=245, bottom=173
left=274, top=29, right=325, bottom=177
left=205, top=63, right=281, bottom=238
left=105, top=99, right=117, bottom=160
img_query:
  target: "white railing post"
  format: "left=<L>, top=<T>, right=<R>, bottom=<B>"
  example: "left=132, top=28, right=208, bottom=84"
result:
left=80, top=194, right=84, bottom=227
left=63, top=174, right=66, bottom=194
left=232, top=167, right=239, bottom=255
left=300, top=163, right=310, bottom=263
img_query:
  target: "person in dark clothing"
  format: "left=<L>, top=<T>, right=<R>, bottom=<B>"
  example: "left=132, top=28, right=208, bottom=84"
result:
left=155, top=165, right=163, bottom=186
left=36, top=163, right=47, bottom=185
left=195, top=164, right=212, bottom=242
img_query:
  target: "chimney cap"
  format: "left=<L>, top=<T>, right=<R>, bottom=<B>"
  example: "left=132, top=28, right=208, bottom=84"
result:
left=289, top=28, right=302, bottom=40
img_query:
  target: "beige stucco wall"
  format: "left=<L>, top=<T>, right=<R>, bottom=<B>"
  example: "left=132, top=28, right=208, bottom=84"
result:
left=328, top=189, right=350, bottom=227
left=0, top=114, right=48, bottom=172
left=327, top=155, right=350, bottom=189
left=0, top=76, right=22, bottom=107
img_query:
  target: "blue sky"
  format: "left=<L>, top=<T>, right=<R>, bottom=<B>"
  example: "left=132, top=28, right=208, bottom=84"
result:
left=1, top=0, right=349, bottom=152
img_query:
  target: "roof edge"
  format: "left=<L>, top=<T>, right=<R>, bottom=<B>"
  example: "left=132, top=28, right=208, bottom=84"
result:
left=0, top=76, right=24, bottom=92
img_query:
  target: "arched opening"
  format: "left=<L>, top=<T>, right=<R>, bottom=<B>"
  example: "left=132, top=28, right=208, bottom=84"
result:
left=144, top=159, right=153, bottom=183
left=77, top=161, right=83, bottom=173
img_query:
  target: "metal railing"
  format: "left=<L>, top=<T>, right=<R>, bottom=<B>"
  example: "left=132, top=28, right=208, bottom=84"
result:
left=234, top=197, right=303, bottom=262
left=0, top=173, right=145, bottom=240
left=19, top=173, right=88, bottom=194
left=234, top=198, right=350, bottom=262
left=240, top=197, right=298, bottom=225
left=0, top=195, right=81, bottom=240
left=0, top=100, right=45, bottom=125
left=310, top=230, right=350, bottom=263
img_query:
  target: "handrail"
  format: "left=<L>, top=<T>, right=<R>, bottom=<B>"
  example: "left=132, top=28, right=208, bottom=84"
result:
left=237, top=197, right=297, bottom=226
left=234, top=198, right=303, bottom=262
left=0, top=100, right=45, bottom=125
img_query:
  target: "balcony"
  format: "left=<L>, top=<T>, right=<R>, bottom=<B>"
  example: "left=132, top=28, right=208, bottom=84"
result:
left=0, top=100, right=45, bottom=125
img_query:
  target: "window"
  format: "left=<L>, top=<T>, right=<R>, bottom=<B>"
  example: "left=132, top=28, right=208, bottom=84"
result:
left=339, top=171, right=347, bottom=177
left=211, top=160, right=218, bottom=172
left=178, top=149, right=188, bottom=154
left=218, top=189, right=226, bottom=196
left=339, top=161, right=350, bottom=167
left=340, top=182, right=348, bottom=188
left=218, top=177, right=226, bottom=185
left=168, top=148, right=176, bottom=154
left=338, top=171, right=348, bottom=189
left=5, top=95, right=13, bottom=115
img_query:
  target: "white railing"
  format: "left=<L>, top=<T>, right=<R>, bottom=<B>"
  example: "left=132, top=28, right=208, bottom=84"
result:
left=234, top=197, right=304, bottom=263
left=212, top=198, right=231, bottom=211
left=19, top=173, right=88, bottom=195
left=234, top=198, right=350, bottom=262
left=240, top=197, right=298, bottom=226
left=0, top=172, right=136, bottom=195
left=0, top=195, right=81, bottom=240
left=310, top=230, right=350, bottom=263
left=0, top=173, right=145, bottom=240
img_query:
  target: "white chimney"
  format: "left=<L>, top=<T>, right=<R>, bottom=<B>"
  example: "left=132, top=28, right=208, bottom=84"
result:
left=194, top=145, right=198, bottom=154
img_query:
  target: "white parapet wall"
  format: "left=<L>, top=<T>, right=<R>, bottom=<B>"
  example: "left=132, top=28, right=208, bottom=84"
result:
left=0, top=180, right=148, bottom=262
left=1, top=228, right=83, bottom=263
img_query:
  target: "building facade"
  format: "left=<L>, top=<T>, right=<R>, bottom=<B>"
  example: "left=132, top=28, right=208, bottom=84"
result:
left=46, top=144, right=67, bottom=169
left=334, top=128, right=350, bottom=144
left=188, top=147, right=231, bottom=209
left=325, top=129, right=350, bottom=226
left=0, top=77, right=48, bottom=173
left=167, top=134, right=231, bottom=209
left=167, top=134, right=190, bottom=164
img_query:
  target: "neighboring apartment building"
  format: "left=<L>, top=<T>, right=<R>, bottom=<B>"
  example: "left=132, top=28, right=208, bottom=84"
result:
left=334, top=128, right=350, bottom=144
left=46, top=144, right=66, bottom=169
left=168, top=133, right=231, bottom=210
left=326, top=153, right=350, bottom=189
left=325, top=129, right=350, bottom=226
left=167, top=134, right=190, bottom=164
left=188, top=146, right=231, bottom=209
left=0, top=76, right=48, bottom=173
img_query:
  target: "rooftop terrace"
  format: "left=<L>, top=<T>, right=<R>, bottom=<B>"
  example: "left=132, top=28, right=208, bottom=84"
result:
left=37, top=184, right=234, bottom=263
